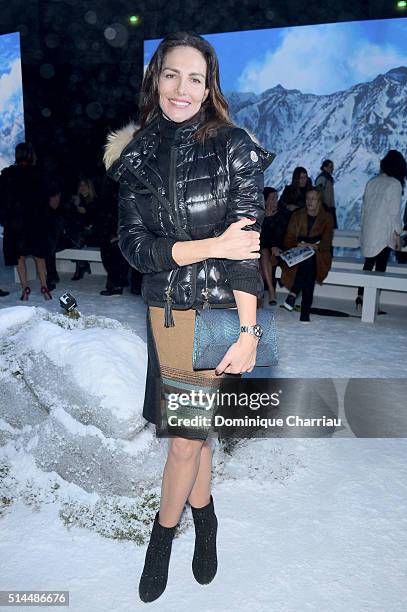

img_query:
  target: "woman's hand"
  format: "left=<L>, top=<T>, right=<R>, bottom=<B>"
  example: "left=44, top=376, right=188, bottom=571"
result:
left=298, top=241, right=317, bottom=250
left=78, top=206, right=86, bottom=214
left=215, top=333, right=258, bottom=375
left=213, top=218, right=260, bottom=260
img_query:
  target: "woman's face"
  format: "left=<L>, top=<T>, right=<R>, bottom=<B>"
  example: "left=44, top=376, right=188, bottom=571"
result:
left=265, top=192, right=279, bottom=215
left=78, top=181, right=89, bottom=197
left=158, top=46, right=209, bottom=123
left=306, top=191, right=320, bottom=216
left=298, top=172, right=308, bottom=188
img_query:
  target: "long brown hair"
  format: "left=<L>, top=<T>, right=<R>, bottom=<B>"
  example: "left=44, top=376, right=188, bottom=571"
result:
left=290, top=166, right=311, bottom=198
left=139, top=32, right=234, bottom=140
left=77, top=178, right=97, bottom=202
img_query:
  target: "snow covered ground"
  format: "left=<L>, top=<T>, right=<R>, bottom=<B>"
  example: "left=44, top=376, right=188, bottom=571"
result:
left=0, top=264, right=406, bottom=612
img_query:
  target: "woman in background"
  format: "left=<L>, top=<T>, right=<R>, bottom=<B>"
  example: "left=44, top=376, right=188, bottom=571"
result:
left=260, top=187, right=290, bottom=305
left=279, top=166, right=312, bottom=212
left=0, top=142, right=51, bottom=300
left=356, top=150, right=406, bottom=310
left=68, top=178, right=98, bottom=280
left=315, top=159, right=337, bottom=229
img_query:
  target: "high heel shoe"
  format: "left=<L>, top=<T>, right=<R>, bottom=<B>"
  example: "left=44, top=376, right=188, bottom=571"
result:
left=355, top=296, right=363, bottom=311
left=138, top=512, right=176, bottom=603
left=41, top=286, right=52, bottom=300
left=20, top=286, right=31, bottom=301
left=191, top=495, right=218, bottom=585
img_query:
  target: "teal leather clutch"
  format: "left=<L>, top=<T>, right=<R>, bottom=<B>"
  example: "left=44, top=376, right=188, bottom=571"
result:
left=192, top=308, right=278, bottom=370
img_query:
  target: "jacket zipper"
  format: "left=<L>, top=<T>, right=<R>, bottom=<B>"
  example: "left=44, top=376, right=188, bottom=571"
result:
left=169, top=145, right=184, bottom=235
left=122, top=156, right=190, bottom=240
left=202, top=259, right=210, bottom=309
left=164, top=269, right=177, bottom=327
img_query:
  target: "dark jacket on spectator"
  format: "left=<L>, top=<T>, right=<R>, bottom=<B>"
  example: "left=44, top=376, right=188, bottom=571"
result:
left=279, top=183, right=311, bottom=210
left=0, top=164, right=48, bottom=265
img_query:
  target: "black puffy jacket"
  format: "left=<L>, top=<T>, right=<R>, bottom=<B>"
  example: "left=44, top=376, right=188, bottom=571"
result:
left=105, top=114, right=274, bottom=315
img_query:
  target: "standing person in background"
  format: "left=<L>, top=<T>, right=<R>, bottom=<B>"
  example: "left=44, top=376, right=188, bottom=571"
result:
left=45, top=184, right=66, bottom=291
left=68, top=178, right=98, bottom=281
left=395, top=200, right=407, bottom=264
left=95, top=177, right=130, bottom=296
left=104, top=31, right=273, bottom=603
left=260, top=187, right=290, bottom=305
left=315, top=159, right=337, bottom=229
left=356, top=150, right=406, bottom=310
left=281, top=188, right=333, bottom=322
left=279, top=166, right=312, bottom=212
left=0, top=142, right=51, bottom=300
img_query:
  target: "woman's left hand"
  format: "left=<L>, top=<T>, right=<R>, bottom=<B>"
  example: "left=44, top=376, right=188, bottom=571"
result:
left=215, top=334, right=258, bottom=375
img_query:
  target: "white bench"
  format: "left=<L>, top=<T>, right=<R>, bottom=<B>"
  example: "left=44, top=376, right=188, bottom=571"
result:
left=13, top=247, right=104, bottom=282
left=275, top=262, right=407, bottom=323
left=55, top=247, right=102, bottom=263
left=323, top=268, right=407, bottom=322
left=332, top=230, right=359, bottom=249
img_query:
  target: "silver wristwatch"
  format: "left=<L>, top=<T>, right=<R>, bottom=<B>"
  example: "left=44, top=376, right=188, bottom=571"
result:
left=240, top=324, right=263, bottom=339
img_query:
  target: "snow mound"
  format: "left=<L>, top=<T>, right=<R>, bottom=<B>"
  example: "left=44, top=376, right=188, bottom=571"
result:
left=0, top=307, right=303, bottom=543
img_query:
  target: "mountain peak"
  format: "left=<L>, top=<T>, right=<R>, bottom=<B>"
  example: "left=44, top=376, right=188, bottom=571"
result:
left=384, top=66, right=407, bottom=83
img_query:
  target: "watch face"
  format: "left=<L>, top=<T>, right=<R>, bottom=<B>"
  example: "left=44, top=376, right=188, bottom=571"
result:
left=254, top=324, right=263, bottom=338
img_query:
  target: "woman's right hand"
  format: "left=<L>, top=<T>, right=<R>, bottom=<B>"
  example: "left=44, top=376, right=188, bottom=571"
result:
left=213, top=218, right=260, bottom=260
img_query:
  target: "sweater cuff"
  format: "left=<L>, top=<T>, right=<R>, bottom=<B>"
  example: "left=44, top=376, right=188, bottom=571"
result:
left=151, top=237, right=179, bottom=270
left=229, top=275, right=263, bottom=296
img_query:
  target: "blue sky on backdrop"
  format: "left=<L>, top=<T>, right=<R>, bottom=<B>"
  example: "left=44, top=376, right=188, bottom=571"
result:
left=0, top=31, right=23, bottom=111
left=0, top=32, right=20, bottom=77
left=144, top=17, right=407, bottom=95
left=0, top=32, right=25, bottom=169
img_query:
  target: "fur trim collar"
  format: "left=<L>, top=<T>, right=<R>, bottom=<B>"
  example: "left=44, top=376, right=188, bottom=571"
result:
left=103, top=122, right=138, bottom=170
left=103, top=121, right=269, bottom=171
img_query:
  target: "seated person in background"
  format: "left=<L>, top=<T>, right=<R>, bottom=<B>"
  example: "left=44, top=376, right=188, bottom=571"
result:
left=260, top=187, right=291, bottom=305
left=315, top=159, right=338, bottom=229
left=281, top=188, right=333, bottom=323
left=66, top=177, right=99, bottom=281
left=279, top=167, right=312, bottom=212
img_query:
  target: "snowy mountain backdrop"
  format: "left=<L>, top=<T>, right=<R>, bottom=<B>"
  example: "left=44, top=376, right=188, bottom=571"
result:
left=0, top=32, right=25, bottom=171
left=228, top=67, right=407, bottom=230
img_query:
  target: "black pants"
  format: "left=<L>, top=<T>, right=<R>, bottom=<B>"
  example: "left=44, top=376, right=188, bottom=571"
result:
left=46, top=253, right=59, bottom=283
left=100, top=240, right=129, bottom=289
left=357, top=247, right=390, bottom=297
left=291, top=256, right=317, bottom=317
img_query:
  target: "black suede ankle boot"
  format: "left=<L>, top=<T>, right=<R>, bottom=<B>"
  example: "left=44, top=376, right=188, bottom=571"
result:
left=138, top=512, right=176, bottom=603
left=191, top=495, right=218, bottom=585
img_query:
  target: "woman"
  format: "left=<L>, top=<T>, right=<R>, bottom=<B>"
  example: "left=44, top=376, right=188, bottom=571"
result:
left=315, top=159, right=338, bottom=229
left=356, top=150, right=406, bottom=309
left=279, top=166, right=312, bottom=212
left=67, top=178, right=98, bottom=280
left=0, top=142, right=52, bottom=300
left=260, top=187, right=290, bottom=304
left=281, top=188, right=333, bottom=322
left=104, top=32, right=273, bottom=602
